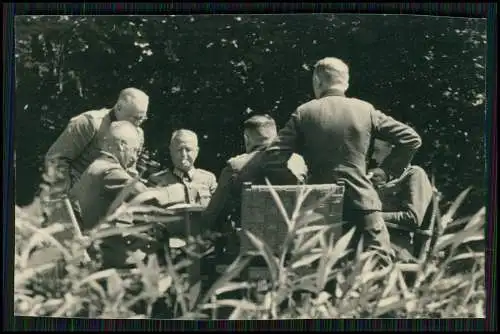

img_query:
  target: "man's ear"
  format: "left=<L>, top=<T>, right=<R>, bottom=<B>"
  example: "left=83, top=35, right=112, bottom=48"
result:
left=118, top=141, right=127, bottom=152
left=243, top=132, right=251, bottom=151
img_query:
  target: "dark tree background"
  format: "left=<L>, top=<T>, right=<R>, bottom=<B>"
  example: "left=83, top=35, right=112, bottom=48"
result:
left=14, top=14, right=487, bottom=214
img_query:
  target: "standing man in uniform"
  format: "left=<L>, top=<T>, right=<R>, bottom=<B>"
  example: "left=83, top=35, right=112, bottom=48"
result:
left=251, top=57, right=423, bottom=256
left=44, top=87, right=150, bottom=196
left=148, top=129, right=217, bottom=207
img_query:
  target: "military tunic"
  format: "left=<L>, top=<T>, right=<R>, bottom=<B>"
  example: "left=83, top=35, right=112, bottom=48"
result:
left=377, top=165, right=433, bottom=228
left=376, top=165, right=434, bottom=255
left=148, top=167, right=217, bottom=207
left=202, top=147, right=308, bottom=232
left=69, top=151, right=156, bottom=269
left=45, top=108, right=144, bottom=191
left=69, top=151, right=147, bottom=231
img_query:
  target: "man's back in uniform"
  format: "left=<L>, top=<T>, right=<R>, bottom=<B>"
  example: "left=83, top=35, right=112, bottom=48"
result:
left=259, top=58, right=422, bottom=254
left=202, top=114, right=308, bottom=233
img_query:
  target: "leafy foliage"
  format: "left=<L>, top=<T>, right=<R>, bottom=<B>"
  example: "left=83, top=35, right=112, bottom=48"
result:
left=14, top=15, right=487, bottom=214
left=15, top=176, right=485, bottom=319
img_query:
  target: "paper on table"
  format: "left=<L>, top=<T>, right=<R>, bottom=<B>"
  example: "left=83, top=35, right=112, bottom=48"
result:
left=169, top=238, right=187, bottom=248
left=168, top=203, right=205, bottom=212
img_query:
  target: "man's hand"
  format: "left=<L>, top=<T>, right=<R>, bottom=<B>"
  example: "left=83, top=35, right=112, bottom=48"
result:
left=368, top=167, right=387, bottom=187
left=127, top=167, right=140, bottom=178
left=287, top=154, right=308, bottom=183
left=75, top=235, right=92, bottom=248
left=43, top=161, right=72, bottom=197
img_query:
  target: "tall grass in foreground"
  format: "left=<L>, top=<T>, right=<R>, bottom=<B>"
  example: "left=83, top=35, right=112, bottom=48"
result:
left=14, top=180, right=485, bottom=319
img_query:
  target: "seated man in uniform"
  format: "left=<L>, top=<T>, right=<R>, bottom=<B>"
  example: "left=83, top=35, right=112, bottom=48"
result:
left=202, top=114, right=308, bottom=240
left=368, top=163, right=434, bottom=256
left=70, top=121, right=183, bottom=268
left=148, top=129, right=217, bottom=207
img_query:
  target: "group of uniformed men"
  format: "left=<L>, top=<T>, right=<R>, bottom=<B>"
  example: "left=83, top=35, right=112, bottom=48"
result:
left=44, top=57, right=433, bottom=269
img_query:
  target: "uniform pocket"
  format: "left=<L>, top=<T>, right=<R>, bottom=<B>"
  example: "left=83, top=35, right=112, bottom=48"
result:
left=197, top=187, right=212, bottom=207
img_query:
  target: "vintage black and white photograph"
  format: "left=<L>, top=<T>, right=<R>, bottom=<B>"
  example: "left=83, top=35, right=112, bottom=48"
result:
left=14, top=14, right=487, bottom=319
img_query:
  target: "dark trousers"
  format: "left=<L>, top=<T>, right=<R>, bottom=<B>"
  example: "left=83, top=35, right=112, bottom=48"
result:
left=344, top=210, right=393, bottom=255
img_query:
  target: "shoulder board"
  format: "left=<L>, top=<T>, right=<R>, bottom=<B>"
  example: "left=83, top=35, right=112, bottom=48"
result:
left=81, top=108, right=111, bottom=120
left=195, top=168, right=216, bottom=177
left=228, top=153, right=247, bottom=164
left=150, top=169, right=170, bottom=179
left=71, top=108, right=111, bottom=129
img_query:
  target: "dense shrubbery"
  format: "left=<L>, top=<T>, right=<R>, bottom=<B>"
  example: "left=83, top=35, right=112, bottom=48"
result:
left=14, top=15, right=487, bottom=213
left=14, top=180, right=485, bottom=319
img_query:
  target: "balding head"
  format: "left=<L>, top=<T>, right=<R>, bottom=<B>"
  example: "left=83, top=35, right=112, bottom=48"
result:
left=104, top=121, right=142, bottom=168
left=243, top=114, right=278, bottom=152
left=114, top=87, right=149, bottom=126
left=169, top=129, right=200, bottom=172
left=312, top=57, right=350, bottom=98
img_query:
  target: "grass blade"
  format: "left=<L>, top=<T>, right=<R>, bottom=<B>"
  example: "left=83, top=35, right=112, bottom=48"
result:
left=200, top=254, right=254, bottom=305
left=381, top=267, right=399, bottom=298
left=199, top=299, right=263, bottom=311
left=244, top=230, right=280, bottom=283
left=440, top=186, right=472, bottom=230
left=290, top=252, right=323, bottom=269
left=290, top=186, right=313, bottom=223
left=434, top=226, right=484, bottom=254
left=463, top=207, right=486, bottom=231
left=294, top=212, right=326, bottom=231
left=372, top=295, right=407, bottom=317
left=264, top=178, right=292, bottom=231
left=317, top=227, right=356, bottom=291
left=16, top=219, right=72, bottom=261
left=294, top=225, right=332, bottom=255
left=214, top=282, right=252, bottom=296
left=449, top=252, right=484, bottom=263
left=295, top=224, right=330, bottom=236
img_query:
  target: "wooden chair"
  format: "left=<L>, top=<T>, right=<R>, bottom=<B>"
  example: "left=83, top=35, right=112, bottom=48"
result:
left=236, top=181, right=345, bottom=280
left=239, top=181, right=346, bottom=255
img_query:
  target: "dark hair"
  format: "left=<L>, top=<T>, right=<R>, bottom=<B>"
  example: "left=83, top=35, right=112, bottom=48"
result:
left=367, top=158, right=380, bottom=170
left=243, top=114, right=276, bottom=132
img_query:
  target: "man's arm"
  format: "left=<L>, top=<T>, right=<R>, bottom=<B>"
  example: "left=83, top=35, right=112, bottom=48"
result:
left=381, top=167, right=433, bottom=228
left=45, top=115, right=96, bottom=187
left=264, top=110, right=303, bottom=172
left=381, top=211, right=416, bottom=228
left=202, top=165, right=236, bottom=232
left=371, top=109, right=422, bottom=178
left=208, top=172, right=218, bottom=195
left=103, top=167, right=148, bottom=216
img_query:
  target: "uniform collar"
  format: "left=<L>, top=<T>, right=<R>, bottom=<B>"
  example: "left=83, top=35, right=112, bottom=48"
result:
left=100, top=150, right=122, bottom=165
left=320, top=88, right=346, bottom=98
left=173, top=167, right=196, bottom=181
left=247, top=141, right=272, bottom=153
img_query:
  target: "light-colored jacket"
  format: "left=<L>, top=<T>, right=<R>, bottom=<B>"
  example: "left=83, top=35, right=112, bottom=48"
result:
left=45, top=108, right=144, bottom=188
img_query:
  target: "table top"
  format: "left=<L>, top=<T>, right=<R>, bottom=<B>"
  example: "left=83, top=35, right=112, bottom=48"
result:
left=167, top=203, right=206, bottom=213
